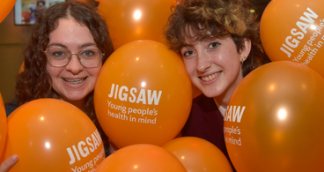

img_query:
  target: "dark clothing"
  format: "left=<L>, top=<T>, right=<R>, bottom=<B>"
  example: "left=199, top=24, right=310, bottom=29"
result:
left=5, top=99, right=17, bottom=117
left=181, top=94, right=236, bottom=171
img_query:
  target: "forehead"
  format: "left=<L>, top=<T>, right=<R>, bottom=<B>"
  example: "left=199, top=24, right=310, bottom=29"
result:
left=182, top=25, right=214, bottom=45
left=48, top=18, right=95, bottom=47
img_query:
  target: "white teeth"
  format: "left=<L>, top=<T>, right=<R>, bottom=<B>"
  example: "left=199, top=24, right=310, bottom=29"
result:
left=201, top=73, right=219, bottom=82
left=64, top=78, right=86, bottom=84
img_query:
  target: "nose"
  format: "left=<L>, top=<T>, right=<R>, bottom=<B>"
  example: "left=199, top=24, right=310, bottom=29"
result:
left=65, top=55, right=84, bottom=75
left=196, top=50, right=211, bottom=72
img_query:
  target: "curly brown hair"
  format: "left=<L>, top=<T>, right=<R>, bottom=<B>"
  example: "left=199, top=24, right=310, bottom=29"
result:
left=14, top=1, right=114, bottom=142
left=164, top=0, right=270, bottom=76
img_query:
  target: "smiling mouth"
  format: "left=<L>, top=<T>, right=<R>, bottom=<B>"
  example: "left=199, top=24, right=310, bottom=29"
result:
left=63, top=77, right=87, bottom=84
left=200, top=72, right=220, bottom=82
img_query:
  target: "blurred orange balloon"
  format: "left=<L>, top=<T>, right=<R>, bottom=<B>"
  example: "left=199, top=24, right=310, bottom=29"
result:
left=97, top=0, right=177, bottom=49
left=94, top=40, right=192, bottom=148
left=163, top=137, right=233, bottom=172
left=0, top=93, right=7, bottom=156
left=0, top=99, right=105, bottom=172
left=260, top=0, right=324, bottom=77
left=95, top=144, right=187, bottom=172
left=18, top=62, right=24, bottom=74
left=224, top=61, right=324, bottom=172
left=0, top=0, right=16, bottom=23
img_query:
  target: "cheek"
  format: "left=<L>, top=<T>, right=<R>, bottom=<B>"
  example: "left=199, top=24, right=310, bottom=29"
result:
left=221, top=51, right=241, bottom=68
left=88, top=67, right=102, bottom=79
left=183, top=60, right=195, bottom=75
left=46, top=65, right=61, bottom=79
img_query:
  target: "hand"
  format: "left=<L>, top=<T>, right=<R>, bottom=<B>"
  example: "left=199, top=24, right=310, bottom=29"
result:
left=0, top=155, right=18, bottom=172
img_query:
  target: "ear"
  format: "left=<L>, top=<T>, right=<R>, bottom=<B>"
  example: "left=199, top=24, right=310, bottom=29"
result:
left=240, top=38, right=251, bottom=62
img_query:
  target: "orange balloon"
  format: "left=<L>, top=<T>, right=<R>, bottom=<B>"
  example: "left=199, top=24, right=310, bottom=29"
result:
left=18, top=62, right=24, bottom=74
left=97, top=0, right=177, bottom=49
left=0, top=99, right=105, bottom=172
left=95, top=144, right=187, bottom=172
left=163, top=137, right=233, bottom=172
left=94, top=40, right=192, bottom=148
left=224, top=61, right=324, bottom=172
left=260, top=0, right=324, bottom=77
left=0, top=93, right=7, bottom=156
left=0, top=0, right=16, bottom=23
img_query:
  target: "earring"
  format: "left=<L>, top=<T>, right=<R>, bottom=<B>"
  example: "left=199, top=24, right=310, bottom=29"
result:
left=241, top=57, right=245, bottom=66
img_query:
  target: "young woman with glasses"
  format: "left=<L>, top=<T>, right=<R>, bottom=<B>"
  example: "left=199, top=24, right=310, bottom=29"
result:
left=1, top=2, right=114, bottom=171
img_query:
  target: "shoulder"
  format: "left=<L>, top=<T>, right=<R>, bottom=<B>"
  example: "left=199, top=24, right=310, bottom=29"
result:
left=5, top=99, right=19, bottom=117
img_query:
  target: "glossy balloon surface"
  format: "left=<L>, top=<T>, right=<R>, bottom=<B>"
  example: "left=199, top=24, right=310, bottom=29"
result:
left=163, top=137, right=233, bottom=172
left=1, top=99, right=105, bottom=172
left=260, top=0, right=324, bottom=77
left=225, top=61, right=324, bottom=172
left=95, top=144, right=187, bottom=172
left=94, top=40, right=192, bottom=148
left=97, top=0, right=177, bottom=49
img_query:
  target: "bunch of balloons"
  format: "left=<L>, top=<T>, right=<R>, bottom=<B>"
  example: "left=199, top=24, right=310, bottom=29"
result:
left=225, top=61, right=324, bottom=172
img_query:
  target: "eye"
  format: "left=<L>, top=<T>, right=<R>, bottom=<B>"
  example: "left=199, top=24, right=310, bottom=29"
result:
left=52, top=51, right=65, bottom=57
left=80, top=49, right=97, bottom=58
left=209, top=42, right=220, bottom=49
left=183, top=50, right=195, bottom=57
left=48, top=49, right=68, bottom=59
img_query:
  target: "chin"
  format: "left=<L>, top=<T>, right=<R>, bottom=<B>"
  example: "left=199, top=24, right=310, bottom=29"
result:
left=201, top=92, right=217, bottom=98
left=198, top=86, right=218, bottom=98
left=63, top=93, right=88, bottom=102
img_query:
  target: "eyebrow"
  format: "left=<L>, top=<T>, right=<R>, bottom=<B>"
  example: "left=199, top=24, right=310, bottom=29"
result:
left=47, top=43, right=68, bottom=49
left=182, top=36, right=217, bottom=49
left=80, top=43, right=97, bottom=49
left=47, top=43, right=97, bottom=49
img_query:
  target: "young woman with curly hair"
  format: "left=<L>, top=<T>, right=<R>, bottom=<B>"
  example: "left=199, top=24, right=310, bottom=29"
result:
left=1, top=2, right=114, bottom=171
left=164, top=0, right=270, bottom=170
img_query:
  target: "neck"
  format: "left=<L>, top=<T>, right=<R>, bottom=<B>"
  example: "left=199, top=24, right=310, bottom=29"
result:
left=62, top=98, right=86, bottom=112
left=214, top=72, right=244, bottom=117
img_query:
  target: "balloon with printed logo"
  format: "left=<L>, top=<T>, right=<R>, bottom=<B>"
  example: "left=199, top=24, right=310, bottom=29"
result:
left=0, top=99, right=105, bottom=172
left=224, top=61, right=324, bottom=172
left=95, top=144, right=187, bottom=172
left=163, top=137, right=233, bottom=172
left=97, top=0, right=177, bottom=49
left=0, top=0, right=16, bottom=23
left=260, top=0, right=324, bottom=77
left=94, top=40, right=192, bottom=148
left=0, top=93, right=7, bottom=156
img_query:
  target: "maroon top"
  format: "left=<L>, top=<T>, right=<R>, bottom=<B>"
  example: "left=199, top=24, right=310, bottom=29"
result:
left=181, top=94, right=236, bottom=171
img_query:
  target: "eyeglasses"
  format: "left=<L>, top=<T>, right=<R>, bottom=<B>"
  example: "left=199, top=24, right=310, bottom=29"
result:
left=44, top=46, right=105, bottom=68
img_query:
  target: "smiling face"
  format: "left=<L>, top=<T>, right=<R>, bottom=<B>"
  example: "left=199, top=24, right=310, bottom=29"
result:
left=46, top=17, right=102, bottom=108
left=180, top=34, right=251, bottom=105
